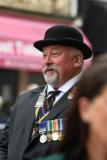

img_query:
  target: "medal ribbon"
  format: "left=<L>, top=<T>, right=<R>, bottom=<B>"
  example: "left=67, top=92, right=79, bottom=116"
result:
left=39, top=118, right=66, bottom=134
left=35, top=90, right=61, bottom=123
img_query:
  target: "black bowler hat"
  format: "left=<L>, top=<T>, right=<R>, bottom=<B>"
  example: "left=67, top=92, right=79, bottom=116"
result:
left=34, top=25, right=92, bottom=59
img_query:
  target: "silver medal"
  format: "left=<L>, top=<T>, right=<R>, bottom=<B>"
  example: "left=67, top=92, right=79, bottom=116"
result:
left=52, top=132, right=59, bottom=141
left=39, top=134, right=47, bottom=143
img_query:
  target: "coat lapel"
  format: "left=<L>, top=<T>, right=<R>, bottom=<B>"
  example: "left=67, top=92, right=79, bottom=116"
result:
left=23, top=87, right=45, bottom=147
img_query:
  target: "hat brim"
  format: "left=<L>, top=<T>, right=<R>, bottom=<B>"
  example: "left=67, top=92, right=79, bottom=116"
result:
left=34, top=38, right=92, bottom=60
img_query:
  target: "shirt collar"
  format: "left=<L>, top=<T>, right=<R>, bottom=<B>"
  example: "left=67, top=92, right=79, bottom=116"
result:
left=47, top=72, right=82, bottom=93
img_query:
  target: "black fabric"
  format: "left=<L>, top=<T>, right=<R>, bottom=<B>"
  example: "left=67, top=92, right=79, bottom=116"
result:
left=34, top=25, right=92, bottom=60
left=0, top=86, right=72, bottom=160
left=23, top=88, right=70, bottom=160
left=44, top=26, right=83, bottom=40
left=82, top=1, right=107, bottom=55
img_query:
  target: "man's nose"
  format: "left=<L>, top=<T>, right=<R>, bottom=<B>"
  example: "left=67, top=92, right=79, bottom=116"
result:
left=45, top=54, right=53, bottom=64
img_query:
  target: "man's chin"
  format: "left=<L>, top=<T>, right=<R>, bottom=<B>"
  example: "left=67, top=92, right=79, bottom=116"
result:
left=44, top=74, right=58, bottom=86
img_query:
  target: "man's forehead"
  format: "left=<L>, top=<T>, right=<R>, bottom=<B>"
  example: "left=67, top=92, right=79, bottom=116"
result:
left=42, top=45, right=76, bottom=51
left=42, top=45, right=83, bottom=57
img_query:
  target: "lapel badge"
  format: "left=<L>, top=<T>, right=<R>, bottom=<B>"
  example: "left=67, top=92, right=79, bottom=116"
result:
left=68, top=86, right=77, bottom=100
left=32, top=126, right=38, bottom=136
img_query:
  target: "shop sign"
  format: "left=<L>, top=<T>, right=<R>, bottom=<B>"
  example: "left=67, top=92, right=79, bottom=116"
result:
left=0, top=38, right=43, bottom=71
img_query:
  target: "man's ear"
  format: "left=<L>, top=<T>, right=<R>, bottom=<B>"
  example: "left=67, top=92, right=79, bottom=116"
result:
left=74, top=54, right=84, bottom=67
left=78, top=97, right=90, bottom=122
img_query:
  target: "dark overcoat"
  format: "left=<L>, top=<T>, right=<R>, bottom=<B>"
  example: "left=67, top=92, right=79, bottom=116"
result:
left=0, top=86, right=71, bottom=160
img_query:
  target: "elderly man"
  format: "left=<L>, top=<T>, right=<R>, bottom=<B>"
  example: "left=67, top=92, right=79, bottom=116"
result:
left=0, top=25, right=92, bottom=160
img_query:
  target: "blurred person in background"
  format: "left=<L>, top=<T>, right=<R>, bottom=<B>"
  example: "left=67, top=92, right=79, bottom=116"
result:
left=26, top=83, right=39, bottom=91
left=0, top=25, right=92, bottom=160
left=0, top=96, right=7, bottom=124
left=36, top=55, right=107, bottom=160
left=19, top=83, right=39, bottom=95
left=72, top=17, right=93, bottom=71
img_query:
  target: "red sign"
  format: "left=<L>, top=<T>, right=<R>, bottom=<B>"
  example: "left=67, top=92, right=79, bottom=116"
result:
left=0, top=38, right=43, bottom=71
left=0, top=13, right=58, bottom=71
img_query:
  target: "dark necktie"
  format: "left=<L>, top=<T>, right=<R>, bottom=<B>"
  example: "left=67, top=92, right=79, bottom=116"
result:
left=37, top=90, right=61, bottom=122
left=47, top=90, right=61, bottom=109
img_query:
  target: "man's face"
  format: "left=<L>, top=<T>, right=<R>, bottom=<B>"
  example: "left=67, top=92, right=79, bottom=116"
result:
left=42, top=45, right=83, bottom=87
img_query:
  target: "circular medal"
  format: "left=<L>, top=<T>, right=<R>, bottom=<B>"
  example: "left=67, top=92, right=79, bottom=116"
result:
left=58, top=132, right=64, bottom=141
left=47, top=133, right=52, bottom=141
left=40, top=134, right=47, bottom=143
left=52, top=132, right=59, bottom=141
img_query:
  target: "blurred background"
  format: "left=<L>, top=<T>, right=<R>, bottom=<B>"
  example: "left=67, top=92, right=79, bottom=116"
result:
left=0, top=0, right=107, bottom=123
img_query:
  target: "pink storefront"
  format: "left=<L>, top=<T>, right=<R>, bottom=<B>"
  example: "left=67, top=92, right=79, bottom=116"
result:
left=0, top=12, right=59, bottom=72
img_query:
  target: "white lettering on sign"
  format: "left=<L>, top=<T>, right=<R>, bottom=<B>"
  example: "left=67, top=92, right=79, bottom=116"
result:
left=0, top=41, right=14, bottom=54
left=0, top=40, right=42, bottom=57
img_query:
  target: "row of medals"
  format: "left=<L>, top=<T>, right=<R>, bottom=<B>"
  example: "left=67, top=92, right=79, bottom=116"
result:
left=39, top=131, right=64, bottom=143
left=38, top=118, right=65, bottom=143
left=32, top=122, right=64, bottom=144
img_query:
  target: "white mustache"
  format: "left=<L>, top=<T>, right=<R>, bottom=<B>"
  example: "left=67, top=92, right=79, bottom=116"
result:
left=43, top=65, right=58, bottom=73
